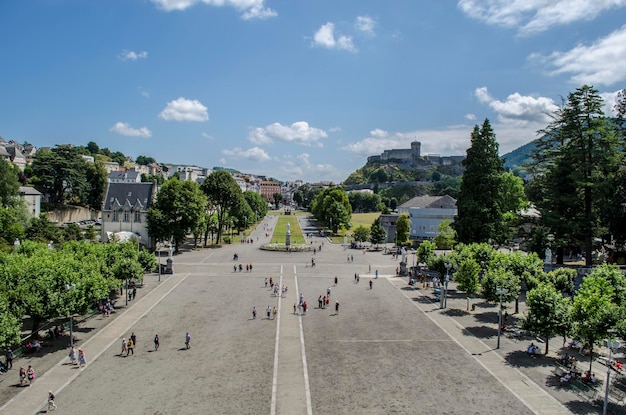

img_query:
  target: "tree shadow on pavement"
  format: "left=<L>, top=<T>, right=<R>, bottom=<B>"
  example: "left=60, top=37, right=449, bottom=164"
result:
left=504, top=350, right=553, bottom=368
left=462, top=326, right=498, bottom=339
left=473, top=311, right=498, bottom=325
left=442, top=308, right=469, bottom=317
left=411, top=297, right=436, bottom=305
left=563, top=399, right=612, bottom=414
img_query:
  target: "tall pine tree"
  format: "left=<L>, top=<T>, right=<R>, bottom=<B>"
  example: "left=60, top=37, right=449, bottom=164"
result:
left=529, top=85, right=621, bottom=265
left=453, top=119, right=505, bottom=244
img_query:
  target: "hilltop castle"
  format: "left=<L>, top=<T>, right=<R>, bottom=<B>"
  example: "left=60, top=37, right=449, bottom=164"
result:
left=367, top=141, right=464, bottom=166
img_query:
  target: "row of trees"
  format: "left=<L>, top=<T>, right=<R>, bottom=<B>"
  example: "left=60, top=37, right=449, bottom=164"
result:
left=146, top=170, right=269, bottom=250
left=0, top=240, right=156, bottom=347
left=455, top=86, right=626, bottom=266
left=421, top=242, right=625, bottom=370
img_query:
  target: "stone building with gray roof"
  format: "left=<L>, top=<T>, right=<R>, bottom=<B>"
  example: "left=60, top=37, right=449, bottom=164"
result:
left=397, top=195, right=457, bottom=241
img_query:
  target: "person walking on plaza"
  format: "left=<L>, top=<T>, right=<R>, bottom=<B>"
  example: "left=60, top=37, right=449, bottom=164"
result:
left=120, top=338, right=127, bottom=356
left=5, top=347, right=13, bottom=369
left=375, top=269, right=379, bottom=279
left=252, top=306, right=257, bottom=319
left=369, top=280, right=373, bottom=289
left=335, top=301, right=339, bottom=314
left=19, top=366, right=26, bottom=386
left=185, top=331, right=191, bottom=349
left=47, top=390, right=57, bottom=411
left=266, top=305, right=272, bottom=319
left=27, top=365, right=35, bottom=385
left=127, top=338, right=134, bottom=356
left=69, top=345, right=77, bottom=364
left=78, top=348, right=86, bottom=368
left=131, top=332, right=137, bottom=348
left=272, top=306, right=278, bottom=320
left=154, top=334, right=160, bottom=351
left=334, top=276, right=338, bottom=286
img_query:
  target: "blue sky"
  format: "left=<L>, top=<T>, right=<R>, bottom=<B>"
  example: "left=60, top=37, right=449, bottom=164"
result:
left=2, top=1, right=626, bottom=183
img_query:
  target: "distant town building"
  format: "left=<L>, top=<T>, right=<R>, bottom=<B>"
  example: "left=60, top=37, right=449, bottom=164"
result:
left=397, top=195, right=457, bottom=241
left=19, top=186, right=42, bottom=218
left=259, top=180, right=282, bottom=202
left=108, top=171, right=141, bottom=183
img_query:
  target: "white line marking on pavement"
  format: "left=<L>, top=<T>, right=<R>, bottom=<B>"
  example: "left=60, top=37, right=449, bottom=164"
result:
left=294, top=266, right=313, bottom=415
left=270, top=266, right=283, bottom=415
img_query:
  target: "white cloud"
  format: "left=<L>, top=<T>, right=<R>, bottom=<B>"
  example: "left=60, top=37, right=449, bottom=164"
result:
left=458, top=0, right=626, bottom=35
left=465, top=113, right=477, bottom=121
left=201, top=132, right=214, bottom=140
left=474, top=87, right=558, bottom=123
left=159, top=97, right=209, bottom=122
left=151, top=0, right=276, bottom=19
left=248, top=121, right=328, bottom=146
left=312, top=22, right=357, bottom=52
left=118, top=50, right=148, bottom=61
left=530, top=25, right=626, bottom=86
left=355, top=16, right=376, bottom=35
left=275, top=153, right=338, bottom=182
left=110, top=122, right=152, bottom=138
left=601, top=90, right=625, bottom=116
left=222, top=146, right=271, bottom=161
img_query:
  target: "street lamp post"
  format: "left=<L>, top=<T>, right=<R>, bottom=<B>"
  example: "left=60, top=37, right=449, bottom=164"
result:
left=157, top=243, right=162, bottom=282
left=496, top=287, right=507, bottom=349
left=440, top=263, right=451, bottom=309
left=604, top=340, right=621, bottom=415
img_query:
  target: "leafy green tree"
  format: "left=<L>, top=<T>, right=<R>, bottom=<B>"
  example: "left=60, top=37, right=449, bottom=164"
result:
left=455, top=258, right=480, bottom=297
left=453, top=119, right=506, bottom=244
left=137, top=248, right=158, bottom=273
left=0, top=158, right=20, bottom=208
left=434, top=219, right=456, bottom=249
left=310, top=186, right=352, bottom=231
left=136, top=155, right=156, bottom=165
left=417, top=240, right=436, bottom=265
left=571, top=274, right=621, bottom=372
left=200, top=170, right=243, bottom=245
left=272, top=192, right=283, bottom=208
left=147, top=178, right=207, bottom=251
left=86, top=141, right=99, bottom=155
left=523, top=282, right=571, bottom=354
left=353, top=225, right=370, bottom=243
left=369, top=218, right=386, bottom=246
left=25, top=215, right=61, bottom=243
left=480, top=268, right=520, bottom=304
left=542, top=267, right=577, bottom=296
left=0, top=273, right=21, bottom=346
left=244, top=190, right=269, bottom=221
left=530, top=86, right=622, bottom=265
left=349, top=192, right=382, bottom=213
left=395, top=213, right=410, bottom=245
left=30, top=145, right=90, bottom=207
left=84, top=161, right=107, bottom=210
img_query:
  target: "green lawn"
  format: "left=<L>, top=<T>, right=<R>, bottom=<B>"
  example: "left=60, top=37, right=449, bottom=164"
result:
left=272, top=214, right=306, bottom=244
left=350, top=212, right=381, bottom=230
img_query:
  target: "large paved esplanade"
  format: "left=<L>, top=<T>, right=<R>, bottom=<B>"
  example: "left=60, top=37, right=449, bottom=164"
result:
left=0, top=214, right=570, bottom=415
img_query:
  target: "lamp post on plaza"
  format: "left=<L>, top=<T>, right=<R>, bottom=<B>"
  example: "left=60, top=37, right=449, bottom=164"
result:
left=157, top=243, right=162, bottom=282
left=496, top=287, right=508, bottom=349
left=440, top=262, right=451, bottom=309
left=603, top=339, right=621, bottom=415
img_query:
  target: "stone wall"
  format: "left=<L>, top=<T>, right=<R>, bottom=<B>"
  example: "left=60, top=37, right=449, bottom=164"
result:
left=45, top=206, right=99, bottom=224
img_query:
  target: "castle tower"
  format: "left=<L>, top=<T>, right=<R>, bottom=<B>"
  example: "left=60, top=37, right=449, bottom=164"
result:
left=410, top=141, right=421, bottom=160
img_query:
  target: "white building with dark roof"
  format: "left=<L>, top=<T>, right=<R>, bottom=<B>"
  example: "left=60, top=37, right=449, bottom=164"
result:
left=19, top=186, right=42, bottom=218
left=397, top=195, right=457, bottom=240
left=101, top=181, right=157, bottom=247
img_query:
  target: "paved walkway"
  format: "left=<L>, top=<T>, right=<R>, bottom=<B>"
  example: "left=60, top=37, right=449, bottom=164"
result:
left=388, top=277, right=569, bottom=415
left=0, top=272, right=188, bottom=415
left=1, top=213, right=621, bottom=414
